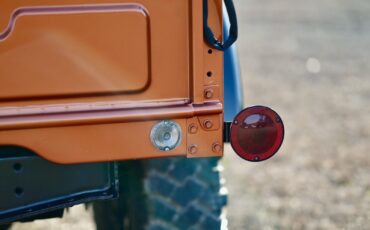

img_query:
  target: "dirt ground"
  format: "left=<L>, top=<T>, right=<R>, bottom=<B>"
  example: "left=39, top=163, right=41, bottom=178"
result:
left=10, top=0, right=370, bottom=229
left=223, top=0, right=370, bottom=229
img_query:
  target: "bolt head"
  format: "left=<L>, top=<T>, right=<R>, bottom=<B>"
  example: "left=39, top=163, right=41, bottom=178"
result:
left=204, top=89, right=214, bottom=99
left=188, top=124, right=198, bottom=134
left=203, top=120, right=213, bottom=129
left=212, top=143, right=222, bottom=153
left=188, top=145, right=198, bottom=154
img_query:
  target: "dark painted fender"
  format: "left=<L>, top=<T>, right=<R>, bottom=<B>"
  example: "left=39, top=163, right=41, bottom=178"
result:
left=223, top=10, right=244, bottom=121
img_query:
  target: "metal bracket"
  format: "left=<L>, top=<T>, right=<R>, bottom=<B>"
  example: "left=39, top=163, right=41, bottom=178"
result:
left=223, top=121, right=231, bottom=143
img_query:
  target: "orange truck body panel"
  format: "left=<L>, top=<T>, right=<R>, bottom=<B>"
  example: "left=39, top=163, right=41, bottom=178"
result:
left=0, top=0, right=224, bottom=164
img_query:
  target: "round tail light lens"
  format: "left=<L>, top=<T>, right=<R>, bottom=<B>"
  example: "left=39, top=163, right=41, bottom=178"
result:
left=150, top=120, right=182, bottom=151
left=230, top=106, right=284, bottom=162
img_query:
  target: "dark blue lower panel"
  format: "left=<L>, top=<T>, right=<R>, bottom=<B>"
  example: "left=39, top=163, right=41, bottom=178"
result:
left=224, top=44, right=244, bottom=121
left=223, top=8, right=244, bottom=122
left=0, top=146, right=118, bottom=224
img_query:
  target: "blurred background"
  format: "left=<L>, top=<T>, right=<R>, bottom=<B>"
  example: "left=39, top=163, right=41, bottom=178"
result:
left=10, top=0, right=370, bottom=229
left=224, top=0, right=370, bottom=229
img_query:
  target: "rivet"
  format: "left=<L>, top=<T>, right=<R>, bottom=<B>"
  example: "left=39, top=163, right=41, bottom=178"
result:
left=204, top=89, right=214, bottom=99
left=212, top=143, right=222, bottom=153
left=188, top=124, right=198, bottom=134
left=188, top=145, right=198, bottom=154
left=203, top=120, right=213, bottom=129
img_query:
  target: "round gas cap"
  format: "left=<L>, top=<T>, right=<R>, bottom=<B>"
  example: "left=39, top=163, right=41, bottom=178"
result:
left=230, top=106, right=284, bottom=162
left=150, top=120, right=182, bottom=151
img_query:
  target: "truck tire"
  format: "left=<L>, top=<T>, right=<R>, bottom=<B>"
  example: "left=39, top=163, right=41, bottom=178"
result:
left=93, top=157, right=227, bottom=230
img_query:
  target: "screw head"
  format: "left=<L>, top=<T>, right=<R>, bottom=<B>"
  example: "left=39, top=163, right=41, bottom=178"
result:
left=212, top=143, right=222, bottom=153
left=203, top=120, right=213, bottom=129
left=188, top=124, right=198, bottom=134
left=188, top=145, right=198, bottom=154
left=204, top=89, right=214, bottom=99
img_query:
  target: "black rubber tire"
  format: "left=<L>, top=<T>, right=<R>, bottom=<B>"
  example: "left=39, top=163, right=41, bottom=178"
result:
left=93, top=157, right=227, bottom=230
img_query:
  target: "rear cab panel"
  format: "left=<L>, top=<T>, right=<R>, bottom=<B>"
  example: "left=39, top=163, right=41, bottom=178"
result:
left=0, top=0, right=224, bottom=164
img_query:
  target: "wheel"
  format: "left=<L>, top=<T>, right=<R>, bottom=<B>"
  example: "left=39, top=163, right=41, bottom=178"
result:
left=93, top=157, right=227, bottom=230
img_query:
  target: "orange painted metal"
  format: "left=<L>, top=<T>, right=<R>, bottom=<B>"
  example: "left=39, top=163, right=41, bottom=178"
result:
left=0, top=0, right=223, bottom=164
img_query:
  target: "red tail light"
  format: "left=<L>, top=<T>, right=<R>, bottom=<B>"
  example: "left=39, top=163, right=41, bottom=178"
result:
left=230, top=106, right=284, bottom=162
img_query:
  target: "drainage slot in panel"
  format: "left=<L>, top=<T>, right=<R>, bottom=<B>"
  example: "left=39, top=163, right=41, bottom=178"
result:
left=14, top=187, right=24, bottom=198
left=13, top=163, right=23, bottom=173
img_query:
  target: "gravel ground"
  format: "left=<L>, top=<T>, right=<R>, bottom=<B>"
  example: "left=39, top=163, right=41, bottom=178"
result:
left=10, top=0, right=370, bottom=229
